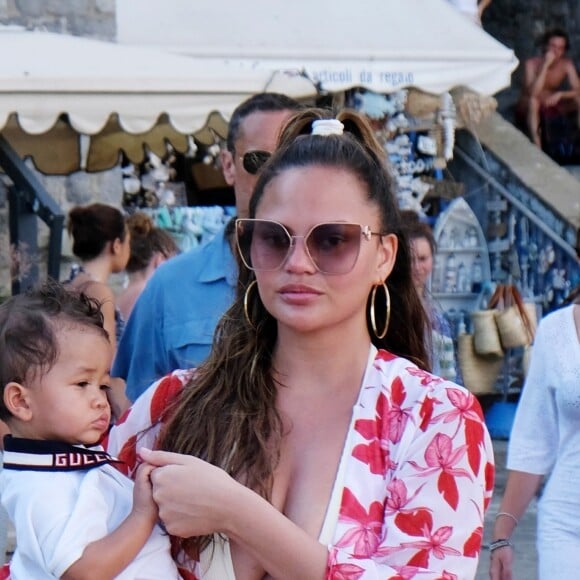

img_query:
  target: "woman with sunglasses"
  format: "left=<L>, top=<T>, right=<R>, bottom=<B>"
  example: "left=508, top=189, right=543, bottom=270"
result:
left=108, top=109, right=493, bottom=579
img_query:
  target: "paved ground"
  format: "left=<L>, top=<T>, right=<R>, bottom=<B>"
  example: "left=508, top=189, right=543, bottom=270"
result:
left=475, top=438, right=539, bottom=580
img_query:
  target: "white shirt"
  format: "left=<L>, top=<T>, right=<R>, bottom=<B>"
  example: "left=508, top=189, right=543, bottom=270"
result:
left=0, top=456, right=179, bottom=579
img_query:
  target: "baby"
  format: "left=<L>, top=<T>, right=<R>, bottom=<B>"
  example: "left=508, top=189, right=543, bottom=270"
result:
left=0, top=280, right=179, bottom=579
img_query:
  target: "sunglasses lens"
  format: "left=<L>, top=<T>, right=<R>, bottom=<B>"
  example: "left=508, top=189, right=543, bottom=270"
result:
left=236, top=220, right=290, bottom=271
left=236, top=220, right=364, bottom=274
left=242, top=151, right=271, bottom=175
left=307, top=223, right=362, bottom=274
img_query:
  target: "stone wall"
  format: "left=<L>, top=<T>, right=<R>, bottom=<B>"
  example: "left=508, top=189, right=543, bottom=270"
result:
left=0, top=0, right=115, bottom=39
left=482, top=0, right=580, bottom=119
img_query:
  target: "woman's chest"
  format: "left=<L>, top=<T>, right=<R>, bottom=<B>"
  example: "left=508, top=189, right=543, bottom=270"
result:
left=271, top=406, right=353, bottom=539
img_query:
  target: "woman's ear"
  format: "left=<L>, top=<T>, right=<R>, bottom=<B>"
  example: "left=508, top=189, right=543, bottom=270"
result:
left=4, top=382, right=33, bottom=422
left=111, top=237, right=122, bottom=256
left=377, top=233, right=398, bottom=281
left=151, top=251, right=166, bottom=270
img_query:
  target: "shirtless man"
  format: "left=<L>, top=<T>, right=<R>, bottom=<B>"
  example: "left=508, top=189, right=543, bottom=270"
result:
left=519, top=28, right=580, bottom=147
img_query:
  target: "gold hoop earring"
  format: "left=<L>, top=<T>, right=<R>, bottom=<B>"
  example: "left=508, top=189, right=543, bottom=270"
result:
left=370, top=282, right=391, bottom=340
left=243, top=280, right=258, bottom=330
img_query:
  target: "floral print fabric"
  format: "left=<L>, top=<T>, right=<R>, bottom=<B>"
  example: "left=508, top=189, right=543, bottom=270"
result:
left=106, top=348, right=493, bottom=579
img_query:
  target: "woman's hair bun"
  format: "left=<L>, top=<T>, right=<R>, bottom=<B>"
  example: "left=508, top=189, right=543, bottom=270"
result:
left=127, top=212, right=154, bottom=237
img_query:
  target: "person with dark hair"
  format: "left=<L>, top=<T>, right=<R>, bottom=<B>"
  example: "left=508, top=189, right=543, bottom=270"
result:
left=400, top=210, right=460, bottom=382
left=66, top=202, right=131, bottom=419
left=108, top=109, right=493, bottom=578
left=0, top=280, right=179, bottom=579
left=516, top=27, right=580, bottom=147
left=66, top=202, right=131, bottom=352
left=400, top=211, right=437, bottom=292
left=113, top=93, right=302, bottom=401
left=117, top=212, right=179, bottom=321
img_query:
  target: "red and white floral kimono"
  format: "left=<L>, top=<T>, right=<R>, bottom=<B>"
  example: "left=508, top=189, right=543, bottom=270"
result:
left=106, top=346, right=494, bottom=580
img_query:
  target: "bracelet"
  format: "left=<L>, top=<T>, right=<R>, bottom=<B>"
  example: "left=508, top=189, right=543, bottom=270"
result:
left=489, top=538, right=513, bottom=553
left=495, top=511, right=519, bottom=527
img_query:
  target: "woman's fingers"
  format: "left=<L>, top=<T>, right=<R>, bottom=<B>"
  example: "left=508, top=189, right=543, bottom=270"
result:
left=134, top=462, right=155, bottom=482
left=138, top=455, right=241, bottom=538
left=138, top=447, right=192, bottom=466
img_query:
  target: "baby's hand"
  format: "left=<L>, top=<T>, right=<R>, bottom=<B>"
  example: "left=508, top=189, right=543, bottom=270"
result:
left=132, top=463, right=159, bottom=525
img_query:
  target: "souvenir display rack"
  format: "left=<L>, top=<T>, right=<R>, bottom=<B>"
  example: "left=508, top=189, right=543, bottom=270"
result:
left=346, top=88, right=457, bottom=216
left=431, top=197, right=492, bottom=317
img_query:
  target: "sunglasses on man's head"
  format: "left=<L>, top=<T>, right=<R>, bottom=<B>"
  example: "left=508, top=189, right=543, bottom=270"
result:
left=241, top=150, right=271, bottom=175
left=235, top=219, right=384, bottom=275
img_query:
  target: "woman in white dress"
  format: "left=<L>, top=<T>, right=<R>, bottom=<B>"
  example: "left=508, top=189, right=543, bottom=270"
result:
left=490, top=299, right=580, bottom=579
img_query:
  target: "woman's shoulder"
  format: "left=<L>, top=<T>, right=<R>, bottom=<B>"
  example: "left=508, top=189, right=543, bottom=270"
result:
left=123, top=368, right=195, bottom=423
left=368, top=350, right=487, bottom=448
left=148, top=369, right=195, bottom=418
left=87, top=280, right=115, bottom=302
left=537, top=304, right=575, bottom=334
left=371, top=349, right=473, bottom=408
left=105, top=368, right=196, bottom=474
left=67, top=274, right=114, bottom=302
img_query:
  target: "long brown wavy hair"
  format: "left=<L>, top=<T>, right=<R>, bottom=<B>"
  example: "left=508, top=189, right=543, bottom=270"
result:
left=157, top=108, right=429, bottom=554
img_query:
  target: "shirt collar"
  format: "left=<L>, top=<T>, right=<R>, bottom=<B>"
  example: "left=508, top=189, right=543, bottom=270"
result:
left=2, top=435, right=121, bottom=472
left=198, top=220, right=238, bottom=286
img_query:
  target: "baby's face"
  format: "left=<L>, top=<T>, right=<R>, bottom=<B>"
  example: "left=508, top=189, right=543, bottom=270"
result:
left=20, top=325, right=112, bottom=446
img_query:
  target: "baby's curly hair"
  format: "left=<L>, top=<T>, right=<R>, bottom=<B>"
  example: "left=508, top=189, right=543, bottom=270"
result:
left=0, top=279, right=108, bottom=421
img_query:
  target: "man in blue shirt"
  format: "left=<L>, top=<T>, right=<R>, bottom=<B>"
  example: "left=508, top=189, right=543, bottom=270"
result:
left=113, top=93, right=300, bottom=400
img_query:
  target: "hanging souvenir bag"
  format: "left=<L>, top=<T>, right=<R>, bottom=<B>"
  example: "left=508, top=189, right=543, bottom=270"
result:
left=457, top=333, right=503, bottom=396
left=492, top=284, right=536, bottom=350
left=471, top=284, right=536, bottom=355
left=471, top=308, right=503, bottom=357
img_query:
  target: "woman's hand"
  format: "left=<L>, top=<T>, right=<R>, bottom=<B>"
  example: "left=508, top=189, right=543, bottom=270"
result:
left=489, top=544, right=514, bottom=580
left=140, top=448, right=330, bottom=580
left=139, top=448, right=241, bottom=537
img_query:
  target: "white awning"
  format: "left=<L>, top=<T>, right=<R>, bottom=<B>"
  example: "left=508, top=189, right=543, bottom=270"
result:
left=0, top=27, right=316, bottom=173
left=119, top=0, right=518, bottom=96
left=0, top=0, right=518, bottom=174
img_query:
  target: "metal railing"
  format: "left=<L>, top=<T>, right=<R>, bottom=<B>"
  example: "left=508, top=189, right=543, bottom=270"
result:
left=450, top=135, right=579, bottom=313
left=0, top=134, right=64, bottom=294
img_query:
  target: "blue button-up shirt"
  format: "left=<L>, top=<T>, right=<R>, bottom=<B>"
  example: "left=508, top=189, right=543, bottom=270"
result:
left=113, top=225, right=237, bottom=401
